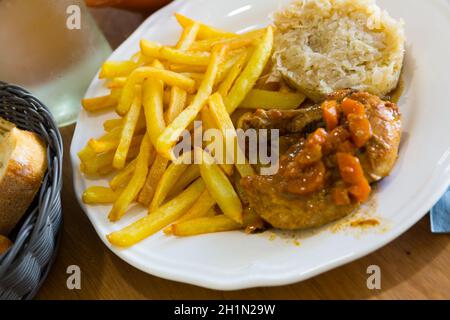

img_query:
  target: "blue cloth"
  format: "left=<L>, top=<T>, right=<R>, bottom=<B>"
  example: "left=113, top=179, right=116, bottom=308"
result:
left=430, top=188, right=450, bottom=233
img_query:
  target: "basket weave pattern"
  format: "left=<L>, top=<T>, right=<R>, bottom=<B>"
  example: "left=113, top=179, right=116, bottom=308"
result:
left=0, top=82, right=63, bottom=300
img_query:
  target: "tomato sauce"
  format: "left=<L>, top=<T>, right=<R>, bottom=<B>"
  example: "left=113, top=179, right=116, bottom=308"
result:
left=271, top=98, right=373, bottom=205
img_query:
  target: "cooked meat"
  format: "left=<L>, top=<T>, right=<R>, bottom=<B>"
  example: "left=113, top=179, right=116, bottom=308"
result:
left=241, top=90, right=401, bottom=230
left=238, top=105, right=323, bottom=135
left=351, top=91, right=402, bottom=182
left=242, top=177, right=358, bottom=230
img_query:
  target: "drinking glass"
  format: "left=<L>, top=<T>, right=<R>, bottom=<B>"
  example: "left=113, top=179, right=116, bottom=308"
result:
left=0, top=0, right=112, bottom=126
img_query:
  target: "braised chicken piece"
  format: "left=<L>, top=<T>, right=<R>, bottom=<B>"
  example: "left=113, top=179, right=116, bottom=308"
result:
left=241, top=89, right=401, bottom=230
left=238, top=105, right=323, bottom=135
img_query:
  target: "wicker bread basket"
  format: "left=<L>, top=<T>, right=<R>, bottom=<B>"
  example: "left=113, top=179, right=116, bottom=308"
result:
left=0, top=81, right=63, bottom=300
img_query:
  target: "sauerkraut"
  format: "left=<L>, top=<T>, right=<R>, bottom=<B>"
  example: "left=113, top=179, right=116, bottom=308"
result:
left=273, top=0, right=405, bottom=102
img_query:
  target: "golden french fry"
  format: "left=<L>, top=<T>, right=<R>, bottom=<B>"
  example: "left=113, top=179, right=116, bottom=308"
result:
left=240, top=89, right=306, bottom=109
left=160, top=46, right=210, bottom=66
left=81, top=145, right=140, bottom=176
left=117, top=66, right=196, bottom=115
left=88, top=125, right=124, bottom=153
left=165, top=86, right=187, bottom=124
left=195, top=148, right=243, bottom=223
left=97, top=165, right=115, bottom=176
left=189, top=29, right=265, bottom=52
left=165, top=92, right=194, bottom=108
left=225, top=26, right=274, bottom=113
left=163, top=194, right=216, bottom=235
left=181, top=74, right=203, bottom=90
left=175, top=13, right=235, bottom=40
left=107, top=77, right=127, bottom=89
left=79, top=155, right=108, bottom=175
left=79, top=140, right=127, bottom=163
left=181, top=72, right=204, bottom=82
left=88, top=139, right=116, bottom=154
left=177, top=189, right=216, bottom=223
left=103, top=118, right=123, bottom=132
left=83, top=186, right=122, bottom=204
left=168, top=164, right=201, bottom=198
left=79, top=162, right=87, bottom=174
left=78, top=144, right=97, bottom=163
left=176, top=21, right=201, bottom=50
left=110, top=158, right=136, bottom=190
left=91, top=133, right=144, bottom=154
left=90, top=124, right=122, bottom=142
left=99, top=60, right=138, bottom=79
left=156, top=45, right=227, bottom=159
left=142, top=61, right=166, bottom=147
left=102, top=115, right=144, bottom=150
left=109, top=135, right=152, bottom=222
left=188, top=37, right=225, bottom=52
left=82, top=93, right=118, bottom=112
left=149, top=152, right=192, bottom=212
left=220, top=29, right=265, bottom=50
left=107, top=178, right=205, bottom=247
left=208, top=93, right=254, bottom=177
left=98, top=116, right=146, bottom=146
left=110, top=148, right=156, bottom=191
left=200, top=105, right=216, bottom=130
left=113, top=85, right=142, bottom=169
left=139, top=39, right=161, bottom=56
left=172, top=215, right=242, bottom=236
left=215, top=51, right=243, bottom=85
left=169, top=64, right=207, bottom=73
left=140, top=39, right=210, bottom=66
left=172, top=207, right=265, bottom=236
left=138, top=155, right=169, bottom=206
left=201, top=106, right=234, bottom=176
left=217, top=51, right=248, bottom=97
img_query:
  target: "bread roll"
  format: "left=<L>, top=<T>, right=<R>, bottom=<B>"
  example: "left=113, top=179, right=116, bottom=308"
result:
left=273, top=0, right=405, bottom=102
left=0, top=118, right=47, bottom=235
left=0, top=235, right=12, bottom=254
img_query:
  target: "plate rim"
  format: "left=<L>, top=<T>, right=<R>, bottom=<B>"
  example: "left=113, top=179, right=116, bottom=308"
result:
left=70, top=0, right=450, bottom=290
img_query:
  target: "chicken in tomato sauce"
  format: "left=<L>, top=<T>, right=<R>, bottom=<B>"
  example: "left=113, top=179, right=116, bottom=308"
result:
left=240, top=89, right=401, bottom=230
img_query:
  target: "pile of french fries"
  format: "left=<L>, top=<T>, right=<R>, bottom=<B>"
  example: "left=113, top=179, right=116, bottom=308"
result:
left=79, top=14, right=306, bottom=247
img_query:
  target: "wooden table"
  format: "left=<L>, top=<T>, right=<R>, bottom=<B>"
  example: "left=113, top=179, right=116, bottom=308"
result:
left=36, top=7, right=450, bottom=300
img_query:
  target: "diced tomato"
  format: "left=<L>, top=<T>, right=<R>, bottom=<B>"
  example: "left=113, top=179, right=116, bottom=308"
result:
left=286, top=161, right=326, bottom=195
left=332, top=187, right=351, bottom=206
left=322, top=100, right=340, bottom=131
left=295, top=144, right=323, bottom=166
left=337, top=140, right=356, bottom=154
left=348, top=114, right=372, bottom=148
left=348, top=179, right=371, bottom=203
left=341, top=98, right=365, bottom=116
left=329, top=127, right=350, bottom=144
left=335, top=152, right=371, bottom=203
left=324, top=127, right=350, bottom=154
left=307, top=128, right=328, bottom=146
left=336, top=152, right=366, bottom=185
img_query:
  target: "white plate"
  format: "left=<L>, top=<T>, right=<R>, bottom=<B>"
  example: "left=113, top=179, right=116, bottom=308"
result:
left=71, top=0, right=450, bottom=290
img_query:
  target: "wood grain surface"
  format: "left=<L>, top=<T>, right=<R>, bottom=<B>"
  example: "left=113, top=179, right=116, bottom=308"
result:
left=36, top=7, right=450, bottom=300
